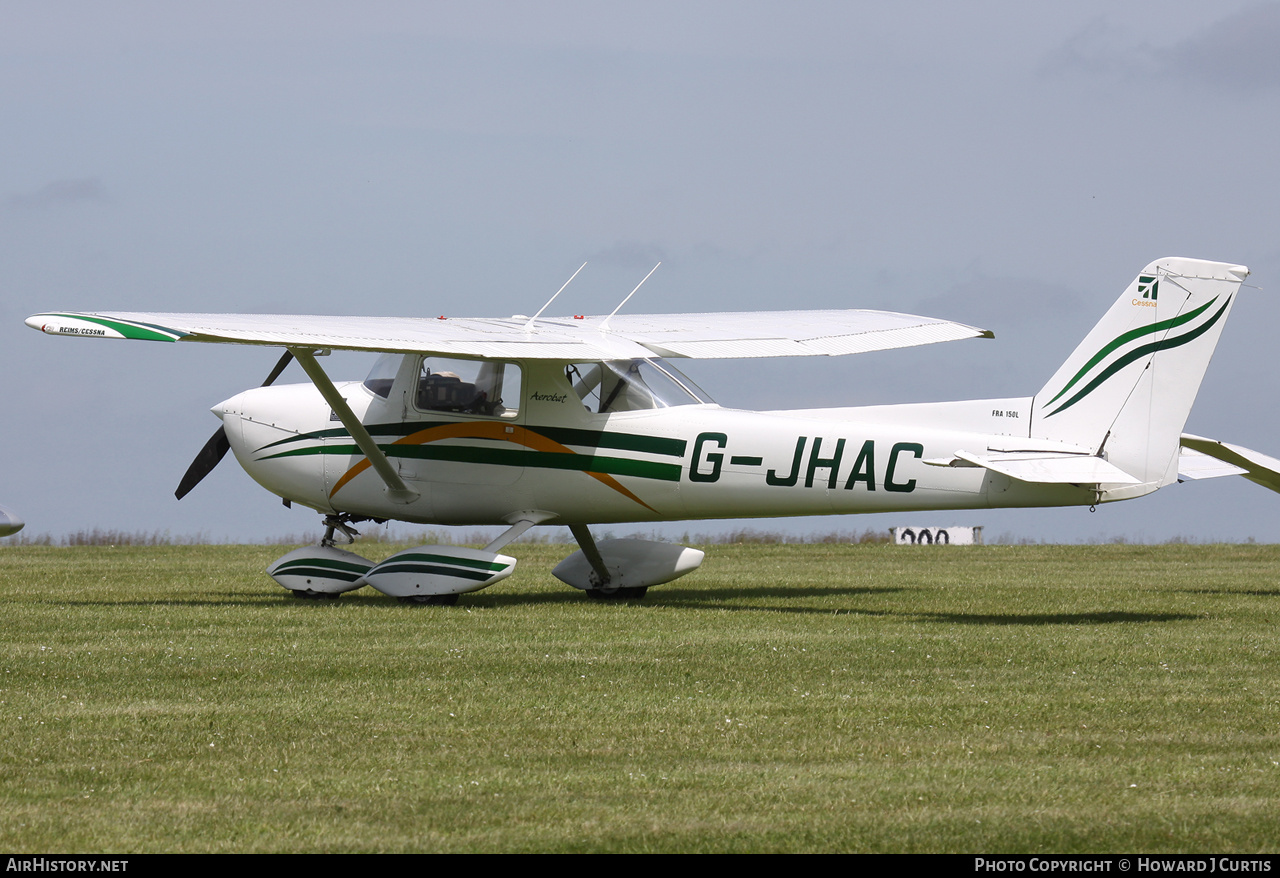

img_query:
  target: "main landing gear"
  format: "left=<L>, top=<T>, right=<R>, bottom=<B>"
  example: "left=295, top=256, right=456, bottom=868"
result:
left=264, top=512, right=704, bottom=605
left=551, top=525, right=702, bottom=600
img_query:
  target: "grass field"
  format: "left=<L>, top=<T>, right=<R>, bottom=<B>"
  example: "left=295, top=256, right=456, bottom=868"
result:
left=1, top=541, right=1277, bottom=853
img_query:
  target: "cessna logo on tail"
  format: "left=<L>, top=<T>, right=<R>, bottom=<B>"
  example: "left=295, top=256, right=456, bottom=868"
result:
left=1138, top=275, right=1159, bottom=300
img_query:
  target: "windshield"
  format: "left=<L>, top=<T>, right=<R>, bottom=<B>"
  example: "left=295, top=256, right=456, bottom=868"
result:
left=565, top=358, right=713, bottom=413
left=362, top=352, right=400, bottom=399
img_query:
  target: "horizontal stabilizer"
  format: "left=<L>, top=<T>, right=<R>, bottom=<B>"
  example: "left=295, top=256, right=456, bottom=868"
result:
left=1179, top=434, right=1280, bottom=494
left=1176, top=448, right=1247, bottom=480
left=0, top=504, right=24, bottom=538
left=925, top=450, right=1141, bottom=485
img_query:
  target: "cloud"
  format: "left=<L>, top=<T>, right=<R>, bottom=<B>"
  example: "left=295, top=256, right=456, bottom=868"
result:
left=1038, top=16, right=1143, bottom=81
left=1040, top=3, right=1280, bottom=93
left=908, top=273, right=1085, bottom=332
left=588, top=240, right=667, bottom=270
left=1158, top=2, right=1280, bottom=93
left=6, top=177, right=109, bottom=209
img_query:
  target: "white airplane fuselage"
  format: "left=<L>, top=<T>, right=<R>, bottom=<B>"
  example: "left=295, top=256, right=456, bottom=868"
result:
left=217, top=357, right=1108, bottom=528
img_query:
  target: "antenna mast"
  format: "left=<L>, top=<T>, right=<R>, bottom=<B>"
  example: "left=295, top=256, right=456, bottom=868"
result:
left=601, top=262, right=661, bottom=330
left=524, top=262, right=587, bottom=330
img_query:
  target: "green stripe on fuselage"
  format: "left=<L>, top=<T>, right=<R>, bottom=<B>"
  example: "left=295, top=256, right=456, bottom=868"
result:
left=256, top=422, right=685, bottom=457
left=263, top=443, right=683, bottom=482
left=531, top=426, right=685, bottom=457
left=255, top=422, right=424, bottom=451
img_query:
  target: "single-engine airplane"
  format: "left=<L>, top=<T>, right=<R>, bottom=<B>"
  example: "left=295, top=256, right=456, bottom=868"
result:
left=27, top=257, right=1280, bottom=603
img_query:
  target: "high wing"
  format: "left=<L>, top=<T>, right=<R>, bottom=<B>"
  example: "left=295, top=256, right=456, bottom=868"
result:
left=26, top=309, right=992, bottom=360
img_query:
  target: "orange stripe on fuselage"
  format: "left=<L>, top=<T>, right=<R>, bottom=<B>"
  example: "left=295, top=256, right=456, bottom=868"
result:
left=328, top=423, right=657, bottom=513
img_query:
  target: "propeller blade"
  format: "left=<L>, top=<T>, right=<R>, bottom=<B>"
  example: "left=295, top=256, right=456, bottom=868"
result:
left=261, top=349, right=295, bottom=386
left=174, top=350, right=296, bottom=500
left=175, top=427, right=231, bottom=499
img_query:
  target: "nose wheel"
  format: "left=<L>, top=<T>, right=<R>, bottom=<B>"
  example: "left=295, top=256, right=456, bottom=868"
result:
left=321, top=513, right=366, bottom=547
left=290, top=590, right=341, bottom=601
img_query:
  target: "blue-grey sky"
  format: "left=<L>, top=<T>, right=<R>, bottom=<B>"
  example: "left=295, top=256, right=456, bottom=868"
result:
left=4, top=1, right=1280, bottom=544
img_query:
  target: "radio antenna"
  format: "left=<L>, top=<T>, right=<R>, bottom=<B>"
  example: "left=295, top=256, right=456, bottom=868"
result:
left=601, top=262, right=660, bottom=331
left=525, top=262, right=587, bottom=330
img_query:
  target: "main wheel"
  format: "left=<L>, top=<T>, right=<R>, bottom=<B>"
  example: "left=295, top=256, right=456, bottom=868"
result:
left=397, top=593, right=460, bottom=606
left=585, top=586, right=647, bottom=601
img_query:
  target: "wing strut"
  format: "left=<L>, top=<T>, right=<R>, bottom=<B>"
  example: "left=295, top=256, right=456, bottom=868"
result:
left=290, top=348, right=420, bottom=504
left=483, top=511, right=558, bottom=553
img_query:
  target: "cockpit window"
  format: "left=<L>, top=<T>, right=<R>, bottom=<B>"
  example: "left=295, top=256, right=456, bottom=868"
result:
left=362, top=352, right=400, bottom=399
left=415, top=357, right=522, bottom=418
left=565, top=358, right=713, bottom=413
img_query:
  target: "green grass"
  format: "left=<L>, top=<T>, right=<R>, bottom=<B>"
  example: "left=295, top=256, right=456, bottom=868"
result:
left=1, top=542, right=1278, bottom=852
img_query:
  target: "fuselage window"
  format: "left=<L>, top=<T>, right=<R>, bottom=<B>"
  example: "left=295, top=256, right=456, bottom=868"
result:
left=566, top=358, right=713, bottom=413
left=416, top=357, right=522, bottom=418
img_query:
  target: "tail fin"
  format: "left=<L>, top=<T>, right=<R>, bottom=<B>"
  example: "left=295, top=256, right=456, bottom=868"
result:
left=1030, top=257, right=1249, bottom=491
